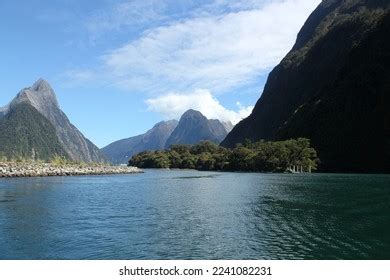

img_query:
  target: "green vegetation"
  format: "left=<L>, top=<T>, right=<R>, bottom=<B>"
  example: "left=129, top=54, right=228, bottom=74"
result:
left=0, top=153, right=110, bottom=169
left=50, top=155, right=73, bottom=166
left=49, top=155, right=110, bottom=167
left=129, top=138, right=319, bottom=173
left=0, top=103, right=69, bottom=161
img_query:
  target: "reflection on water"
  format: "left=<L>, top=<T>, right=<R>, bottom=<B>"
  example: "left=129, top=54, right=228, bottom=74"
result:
left=0, top=171, right=389, bottom=259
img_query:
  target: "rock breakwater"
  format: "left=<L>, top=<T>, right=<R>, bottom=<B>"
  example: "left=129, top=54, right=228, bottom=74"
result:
left=0, top=162, right=143, bottom=177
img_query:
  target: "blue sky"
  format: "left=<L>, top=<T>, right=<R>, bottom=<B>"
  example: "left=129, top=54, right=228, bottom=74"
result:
left=0, top=0, right=320, bottom=147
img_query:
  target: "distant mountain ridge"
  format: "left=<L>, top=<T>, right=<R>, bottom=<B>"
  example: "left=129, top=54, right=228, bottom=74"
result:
left=222, top=0, right=390, bottom=173
left=165, top=110, right=229, bottom=149
left=102, top=120, right=178, bottom=164
left=0, top=79, right=106, bottom=162
left=222, top=121, right=234, bottom=133
left=103, top=110, right=232, bottom=164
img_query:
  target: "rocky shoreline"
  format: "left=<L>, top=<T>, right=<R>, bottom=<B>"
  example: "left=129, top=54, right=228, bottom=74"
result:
left=0, top=162, right=143, bottom=178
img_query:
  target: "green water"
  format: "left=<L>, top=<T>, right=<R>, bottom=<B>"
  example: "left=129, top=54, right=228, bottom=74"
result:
left=0, top=170, right=389, bottom=259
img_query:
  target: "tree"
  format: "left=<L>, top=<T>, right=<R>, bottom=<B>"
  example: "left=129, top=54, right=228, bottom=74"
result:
left=129, top=138, right=319, bottom=172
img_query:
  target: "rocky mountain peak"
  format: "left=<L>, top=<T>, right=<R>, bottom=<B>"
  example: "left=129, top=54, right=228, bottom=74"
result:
left=2, top=79, right=105, bottom=163
left=164, top=109, right=229, bottom=148
left=181, top=109, right=205, bottom=119
left=10, top=79, right=59, bottom=114
left=152, top=120, right=179, bottom=129
left=32, top=78, right=53, bottom=92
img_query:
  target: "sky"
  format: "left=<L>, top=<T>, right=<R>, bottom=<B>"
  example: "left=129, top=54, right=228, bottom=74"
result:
left=0, top=0, right=320, bottom=148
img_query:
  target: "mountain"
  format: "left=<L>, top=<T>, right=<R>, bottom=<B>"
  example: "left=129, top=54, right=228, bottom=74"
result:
left=222, top=0, right=390, bottom=173
left=103, top=110, right=231, bottom=164
left=165, top=109, right=229, bottom=148
left=0, top=79, right=105, bottom=162
left=102, top=120, right=178, bottom=164
left=222, top=121, right=234, bottom=133
left=0, top=106, right=7, bottom=118
left=0, top=103, right=68, bottom=161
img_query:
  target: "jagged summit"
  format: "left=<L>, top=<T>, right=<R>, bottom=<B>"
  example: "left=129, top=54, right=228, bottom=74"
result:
left=10, top=78, right=59, bottom=114
left=152, top=119, right=178, bottom=129
left=164, top=109, right=229, bottom=148
left=1, top=79, right=54, bottom=118
left=181, top=109, right=204, bottom=118
left=32, top=78, right=53, bottom=92
left=1, top=79, right=105, bottom=162
left=103, top=110, right=231, bottom=164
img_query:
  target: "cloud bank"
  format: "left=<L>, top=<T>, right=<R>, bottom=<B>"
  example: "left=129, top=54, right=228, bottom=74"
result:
left=63, top=0, right=320, bottom=124
left=146, top=90, right=254, bottom=124
left=67, top=0, right=320, bottom=94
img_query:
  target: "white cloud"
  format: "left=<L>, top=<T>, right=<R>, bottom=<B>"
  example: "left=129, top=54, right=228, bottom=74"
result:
left=62, top=0, right=321, bottom=121
left=146, top=89, right=254, bottom=124
left=97, top=0, right=320, bottom=93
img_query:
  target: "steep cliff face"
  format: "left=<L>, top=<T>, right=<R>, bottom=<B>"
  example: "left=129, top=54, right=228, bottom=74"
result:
left=2, top=79, right=106, bottom=162
left=102, top=120, right=178, bottom=164
left=222, top=0, right=390, bottom=173
left=165, top=110, right=229, bottom=148
left=222, top=121, right=234, bottom=133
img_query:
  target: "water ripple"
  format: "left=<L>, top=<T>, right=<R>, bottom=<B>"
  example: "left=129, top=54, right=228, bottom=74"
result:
left=0, top=171, right=389, bottom=259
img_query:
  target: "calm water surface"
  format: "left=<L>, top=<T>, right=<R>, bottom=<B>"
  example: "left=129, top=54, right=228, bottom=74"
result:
left=0, top=170, right=389, bottom=259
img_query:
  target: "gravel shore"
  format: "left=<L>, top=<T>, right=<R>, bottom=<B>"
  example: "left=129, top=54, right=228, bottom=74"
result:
left=0, top=162, right=143, bottom=177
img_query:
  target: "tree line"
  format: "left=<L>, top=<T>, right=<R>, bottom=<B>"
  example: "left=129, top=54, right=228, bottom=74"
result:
left=129, top=138, right=319, bottom=173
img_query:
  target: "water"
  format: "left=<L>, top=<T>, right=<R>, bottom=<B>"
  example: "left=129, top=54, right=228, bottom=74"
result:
left=0, top=170, right=389, bottom=260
